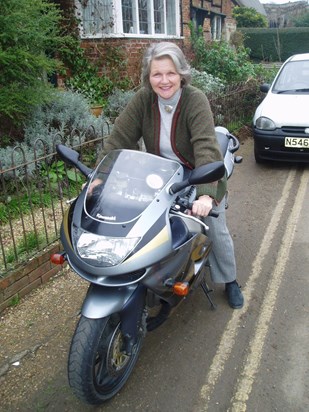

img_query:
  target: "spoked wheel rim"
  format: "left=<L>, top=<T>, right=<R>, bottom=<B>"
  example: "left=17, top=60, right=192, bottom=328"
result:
left=106, top=323, right=130, bottom=376
left=93, top=317, right=143, bottom=396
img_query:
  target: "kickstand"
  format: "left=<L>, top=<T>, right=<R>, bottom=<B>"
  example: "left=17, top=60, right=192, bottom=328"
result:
left=200, top=279, right=217, bottom=310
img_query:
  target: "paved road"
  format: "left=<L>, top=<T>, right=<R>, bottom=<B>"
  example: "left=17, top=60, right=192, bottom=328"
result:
left=0, top=138, right=308, bottom=412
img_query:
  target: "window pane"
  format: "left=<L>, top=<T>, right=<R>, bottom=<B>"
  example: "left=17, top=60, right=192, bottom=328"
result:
left=139, top=0, right=149, bottom=34
left=122, top=0, right=136, bottom=33
left=154, top=0, right=164, bottom=34
left=82, top=0, right=114, bottom=35
left=166, top=0, right=176, bottom=35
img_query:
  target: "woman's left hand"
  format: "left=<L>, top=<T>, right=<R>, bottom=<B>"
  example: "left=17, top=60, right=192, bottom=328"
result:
left=192, top=195, right=213, bottom=217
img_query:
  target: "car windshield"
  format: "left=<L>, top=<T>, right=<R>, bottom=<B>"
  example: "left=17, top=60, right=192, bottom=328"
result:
left=272, top=60, right=309, bottom=93
left=85, top=150, right=181, bottom=223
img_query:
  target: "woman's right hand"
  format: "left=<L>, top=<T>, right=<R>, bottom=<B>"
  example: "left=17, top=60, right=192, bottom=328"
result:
left=83, top=178, right=103, bottom=196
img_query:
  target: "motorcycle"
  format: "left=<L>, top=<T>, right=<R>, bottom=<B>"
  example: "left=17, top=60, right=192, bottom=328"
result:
left=51, top=126, right=242, bottom=405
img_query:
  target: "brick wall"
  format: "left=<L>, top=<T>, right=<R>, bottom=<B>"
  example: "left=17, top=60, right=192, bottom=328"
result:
left=58, top=0, right=236, bottom=86
left=0, top=244, right=64, bottom=313
left=80, top=38, right=185, bottom=86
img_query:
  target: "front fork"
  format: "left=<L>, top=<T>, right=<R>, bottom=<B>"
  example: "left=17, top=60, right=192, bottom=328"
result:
left=120, top=284, right=146, bottom=355
left=81, top=282, right=146, bottom=355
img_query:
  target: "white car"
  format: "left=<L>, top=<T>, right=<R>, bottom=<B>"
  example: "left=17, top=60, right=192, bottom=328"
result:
left=253, top=53, right=309, bottom=163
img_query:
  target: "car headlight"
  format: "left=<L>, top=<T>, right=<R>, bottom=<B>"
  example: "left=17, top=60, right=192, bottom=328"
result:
left=255, top=116, right=276, bottom=130
left=75, top=229, right=140, bottom=267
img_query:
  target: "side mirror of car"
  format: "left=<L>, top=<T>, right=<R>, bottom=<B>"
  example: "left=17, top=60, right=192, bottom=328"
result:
left=260, top=83, right=270, bottom=93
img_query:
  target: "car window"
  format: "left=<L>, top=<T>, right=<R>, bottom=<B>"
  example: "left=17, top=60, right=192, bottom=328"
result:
left=272, top=60, right=309, bottom=92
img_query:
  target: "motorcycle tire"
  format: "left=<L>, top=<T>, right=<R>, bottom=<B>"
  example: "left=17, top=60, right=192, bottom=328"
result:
left=68, top=313, right=144, bottom=405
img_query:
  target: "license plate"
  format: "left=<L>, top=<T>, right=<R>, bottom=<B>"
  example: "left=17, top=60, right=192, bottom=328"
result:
left=285, top=137, right=309, bottom=148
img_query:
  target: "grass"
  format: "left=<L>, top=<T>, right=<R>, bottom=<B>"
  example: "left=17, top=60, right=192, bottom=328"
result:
left=5, top=231, right=49, bottom=264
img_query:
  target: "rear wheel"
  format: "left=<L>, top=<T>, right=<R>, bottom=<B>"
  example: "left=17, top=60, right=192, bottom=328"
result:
left=68, top=314, right=144, bottom=405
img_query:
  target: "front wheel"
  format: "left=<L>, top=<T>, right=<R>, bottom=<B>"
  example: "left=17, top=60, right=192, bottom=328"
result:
left=68, top=314, right=144, bottom=405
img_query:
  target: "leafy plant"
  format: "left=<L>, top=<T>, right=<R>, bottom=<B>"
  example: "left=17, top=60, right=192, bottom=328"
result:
left=190, top=30, right=256, bottom=84
left=60, top=23, right=132, bottom=106
left=232, top=6, right=268, bottom=28
left=41, top=160, right=82, bottom=189
left=23, top=90, right=110, bottom=150
left=191, top=68, right=225, bottom=95
left=104, top=89, right=137, bottom=121
left=0, top=0, right=66, bottom=130
left=66, top=73, right=113, bottom=107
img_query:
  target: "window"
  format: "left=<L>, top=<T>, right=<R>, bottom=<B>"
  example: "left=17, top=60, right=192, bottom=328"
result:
left=211, top=15, right=222, bottom=41
left=76, top=0, right=179, bottom=38
left=78, top=0, right=114, bottom=36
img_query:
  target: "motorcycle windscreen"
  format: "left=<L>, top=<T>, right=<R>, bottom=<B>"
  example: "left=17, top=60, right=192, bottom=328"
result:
left=85, top=150, right=180, bottom=223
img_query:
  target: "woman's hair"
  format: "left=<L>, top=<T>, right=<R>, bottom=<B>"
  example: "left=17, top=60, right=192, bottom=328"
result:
left=141, top=42, right=191, bottom=89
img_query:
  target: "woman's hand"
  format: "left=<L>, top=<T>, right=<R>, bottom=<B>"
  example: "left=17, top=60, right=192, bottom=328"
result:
left=82, top=178, right=103, bottom=196
left=192, top=195, right=213, bottom=217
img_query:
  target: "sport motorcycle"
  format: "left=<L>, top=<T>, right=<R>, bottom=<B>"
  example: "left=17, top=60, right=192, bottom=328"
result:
left=51, top=126, right=242, bottom=405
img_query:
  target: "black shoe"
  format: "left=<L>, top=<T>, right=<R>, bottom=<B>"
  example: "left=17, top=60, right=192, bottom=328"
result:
left=225, top=281, right=244, bottom=309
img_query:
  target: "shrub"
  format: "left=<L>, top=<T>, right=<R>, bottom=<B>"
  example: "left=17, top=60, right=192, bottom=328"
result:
left=66, top=73, right=113, bottom=107
left=232, top=6, right=268, bottom=28
left=240, top=27, right=309, bottom=62
left=0, top=0, right=65, bottom=130
left=23, top=90, right=110, bottom=149
left=191, top=37, right=256, bottom=84
left=104, top=89, right=137, bottom=121
left=191, top=68, right=225, bottom=95
left=0, top=90, right=110, bottom=178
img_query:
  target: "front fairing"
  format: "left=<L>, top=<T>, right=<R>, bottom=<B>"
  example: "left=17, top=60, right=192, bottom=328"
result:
left=61, top=150, right=185, bottom=278
left=85, top=150, right=180, bottom=223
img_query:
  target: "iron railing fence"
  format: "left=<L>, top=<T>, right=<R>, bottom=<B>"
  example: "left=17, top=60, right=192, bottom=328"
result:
left=0, top=128, right=108, bottom=278
left=0, top=82, right=262, bottom=278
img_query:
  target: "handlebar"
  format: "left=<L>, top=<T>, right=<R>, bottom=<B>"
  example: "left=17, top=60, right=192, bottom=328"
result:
left=174, top=198, right=219, bottom=218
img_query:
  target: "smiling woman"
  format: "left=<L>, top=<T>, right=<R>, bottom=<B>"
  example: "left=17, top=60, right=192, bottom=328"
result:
left=149, top=58, right=181, bottom=99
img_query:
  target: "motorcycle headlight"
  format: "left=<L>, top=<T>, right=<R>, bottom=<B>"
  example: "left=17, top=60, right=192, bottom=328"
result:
left=255, top=116, right=276, bottom=130
left=75, top=229, right=140, bottom=267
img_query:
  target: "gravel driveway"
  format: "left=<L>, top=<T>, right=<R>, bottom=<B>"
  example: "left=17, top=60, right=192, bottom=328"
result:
left=0, top=267, right=90, bottom=411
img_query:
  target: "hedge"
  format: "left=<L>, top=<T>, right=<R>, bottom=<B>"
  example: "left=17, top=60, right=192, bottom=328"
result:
left=240, top=27, right=309, bottom=62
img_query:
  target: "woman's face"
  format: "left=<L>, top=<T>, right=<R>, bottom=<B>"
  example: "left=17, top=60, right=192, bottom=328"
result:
left=149, top=57, right=181, bottom=100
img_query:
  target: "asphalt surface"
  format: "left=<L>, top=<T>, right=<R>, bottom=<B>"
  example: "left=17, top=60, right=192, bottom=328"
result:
left=0, top=137, right=308, bottom=412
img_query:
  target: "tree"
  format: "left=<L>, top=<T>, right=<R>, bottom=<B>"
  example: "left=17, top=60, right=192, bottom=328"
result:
left=293, top=12, right=309, bottom=27
left=232, top=6, right=268, bottom=28
left=0, top=0, right=64, bottom=134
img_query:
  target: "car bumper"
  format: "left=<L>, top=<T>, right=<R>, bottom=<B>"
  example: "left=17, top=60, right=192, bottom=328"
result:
left=253, top=128, right=309, bottom=162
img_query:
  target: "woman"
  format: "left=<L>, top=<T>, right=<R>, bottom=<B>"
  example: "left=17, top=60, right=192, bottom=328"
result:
left=97, top=42, right=244, bottom=309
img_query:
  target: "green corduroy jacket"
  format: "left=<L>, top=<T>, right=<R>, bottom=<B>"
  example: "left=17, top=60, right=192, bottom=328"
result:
left=98, top=84, right=227, bottom=202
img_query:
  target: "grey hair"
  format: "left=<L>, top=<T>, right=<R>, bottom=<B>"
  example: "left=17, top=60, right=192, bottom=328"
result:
left=141, top=42, right=191, bottom=89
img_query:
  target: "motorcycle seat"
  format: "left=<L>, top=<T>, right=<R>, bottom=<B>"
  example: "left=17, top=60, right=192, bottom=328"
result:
left=170, top=216, right=191, bottom=248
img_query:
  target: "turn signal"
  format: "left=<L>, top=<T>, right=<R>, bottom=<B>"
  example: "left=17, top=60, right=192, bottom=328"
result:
left=50, top=253, right=66, bottom=265
left=173, top=282, right=189, bottom=296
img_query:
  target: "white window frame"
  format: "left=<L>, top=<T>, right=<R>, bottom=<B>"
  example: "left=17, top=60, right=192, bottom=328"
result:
left=211, top=15, right=222, bottom=41
left=76, top=0, right=181, bottom=39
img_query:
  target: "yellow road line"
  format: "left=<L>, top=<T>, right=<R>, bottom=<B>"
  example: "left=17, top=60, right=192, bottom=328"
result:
left=196, top=169, right=297, bottom=412
left=229, top=169, right=309, bottom=412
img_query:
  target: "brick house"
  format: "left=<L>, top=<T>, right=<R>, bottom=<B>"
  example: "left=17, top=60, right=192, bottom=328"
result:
left=58, top=0, right=239, bottom=85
